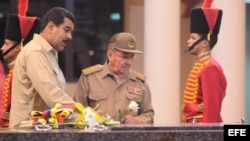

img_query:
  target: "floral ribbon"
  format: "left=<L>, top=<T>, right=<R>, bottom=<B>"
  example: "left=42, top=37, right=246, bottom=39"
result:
left=30, top=103, right=85, bottom=129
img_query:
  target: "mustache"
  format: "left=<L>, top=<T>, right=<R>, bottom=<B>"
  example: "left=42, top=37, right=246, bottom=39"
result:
left=63, top=39, right=71, bottom=45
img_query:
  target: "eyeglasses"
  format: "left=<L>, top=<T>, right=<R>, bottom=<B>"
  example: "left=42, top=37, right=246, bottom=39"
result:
left=112, top=50, right=136, bottom=60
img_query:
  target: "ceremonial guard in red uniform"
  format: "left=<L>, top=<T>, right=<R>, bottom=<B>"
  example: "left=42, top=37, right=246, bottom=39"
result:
left=0, top=59, right=6, bottom=125
left=0, top=0, right=40, bottom=127
left=182, top=0, right=227, bottom=123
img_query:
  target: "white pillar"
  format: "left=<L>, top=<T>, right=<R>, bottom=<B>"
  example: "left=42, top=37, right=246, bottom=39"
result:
left=213, top=0, right=245, bottom=123
left=144, top=0, right=181, bottom=124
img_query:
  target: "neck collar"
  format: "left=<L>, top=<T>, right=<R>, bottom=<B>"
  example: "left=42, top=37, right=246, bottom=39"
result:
left=195, top=51, right=211, bottom=61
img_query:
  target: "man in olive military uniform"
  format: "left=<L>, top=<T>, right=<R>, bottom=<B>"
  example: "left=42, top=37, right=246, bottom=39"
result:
left=73, top=32, right=154, bottom=124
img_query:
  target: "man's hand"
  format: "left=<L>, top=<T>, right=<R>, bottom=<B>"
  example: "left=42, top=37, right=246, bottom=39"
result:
left=122, top=115, right=135, bottom=124
left=183, top=103, right=204, bottom=117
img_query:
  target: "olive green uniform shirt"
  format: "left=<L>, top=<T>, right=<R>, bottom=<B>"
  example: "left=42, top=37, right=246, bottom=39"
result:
left=73, top=62, right=154, bottom=123
left=9, top=34, right=74, bottom=127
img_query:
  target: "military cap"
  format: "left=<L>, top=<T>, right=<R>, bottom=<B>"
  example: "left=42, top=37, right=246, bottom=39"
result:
left=108, top=32, right=143, bottom=54
left=4, top=0, right=40, bottom=45
left=190, top=0, right=222, bottom=39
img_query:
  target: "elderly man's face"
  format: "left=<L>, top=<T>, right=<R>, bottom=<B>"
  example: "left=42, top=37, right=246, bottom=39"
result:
left=107, top=49, right=135, bottom=76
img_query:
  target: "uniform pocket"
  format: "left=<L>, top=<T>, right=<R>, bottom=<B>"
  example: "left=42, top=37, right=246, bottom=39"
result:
left=126, top=93, right=142, bottom=103
left=88, top=92, right=107, bottom=108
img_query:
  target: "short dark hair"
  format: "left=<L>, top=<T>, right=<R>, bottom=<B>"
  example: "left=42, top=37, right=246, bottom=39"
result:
left=40, top=7, right=75, bottom=32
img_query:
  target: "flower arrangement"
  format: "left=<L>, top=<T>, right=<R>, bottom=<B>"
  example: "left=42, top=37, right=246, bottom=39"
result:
left=21, top=102, right=120, bottom=130
left=118, top=100, right=139, bottom=123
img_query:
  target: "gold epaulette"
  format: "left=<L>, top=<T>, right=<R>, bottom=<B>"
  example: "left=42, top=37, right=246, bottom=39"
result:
left=82, top=64, right=103, bottom=75
left=130, top=69, right=146, bottom=81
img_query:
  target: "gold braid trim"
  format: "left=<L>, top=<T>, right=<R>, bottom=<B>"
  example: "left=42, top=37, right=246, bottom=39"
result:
left=2, top=69, right=14, bottom=120
left=183, top=58, right=210, bottom=104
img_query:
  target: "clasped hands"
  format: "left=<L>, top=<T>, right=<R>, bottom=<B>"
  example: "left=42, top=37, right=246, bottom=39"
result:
left=183, top=103, right=204, bottom=117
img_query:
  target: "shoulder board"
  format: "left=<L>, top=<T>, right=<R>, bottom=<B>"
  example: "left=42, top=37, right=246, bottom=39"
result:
left=82, top=64, right=103, bottom=75
left=130, top=69, right=146, bottom=81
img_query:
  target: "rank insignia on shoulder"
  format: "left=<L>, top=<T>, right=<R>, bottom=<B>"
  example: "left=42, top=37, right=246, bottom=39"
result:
left=130, top=69, right=146, bottom=81
left=127, top=86, right=141, bottom=95
left=82, top=64, right=103, bottom=75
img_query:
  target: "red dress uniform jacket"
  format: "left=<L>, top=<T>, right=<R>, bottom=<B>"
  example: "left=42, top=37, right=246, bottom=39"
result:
left=182, top=55, right=227, bottom=123
left=0, top=60, right=6, bottom=126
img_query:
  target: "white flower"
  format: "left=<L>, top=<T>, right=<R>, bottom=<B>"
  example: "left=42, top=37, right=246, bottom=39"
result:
left=128, top=100, right=139, bottom=113
left=84, top=107, right=97, bottom=129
